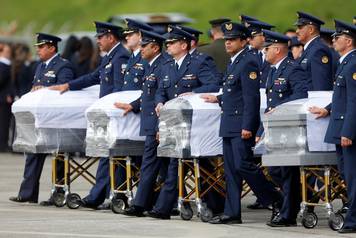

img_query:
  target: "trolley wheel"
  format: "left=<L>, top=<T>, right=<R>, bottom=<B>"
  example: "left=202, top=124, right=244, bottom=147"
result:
left=180, top=205, right=193, bottom=221
left=328, top=212, right=344, bottom=231
left=53, top=191, right=66, bottom=207
left=66, top=193, right=81, bottom=209
left=111, top=198, right=127, bottom=214
left=301, top=212, right=318, bottom=229
left=199, top=206, right=213, bottom=223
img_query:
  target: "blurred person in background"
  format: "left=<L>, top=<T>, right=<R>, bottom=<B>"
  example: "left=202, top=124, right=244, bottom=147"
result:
left=12, top=43, right=38, bottom=97
left=61, top=35, right=79, bottom=64
left=73, top=36, right=96, bottom=76
left=0, top=42, right=13, bottom=152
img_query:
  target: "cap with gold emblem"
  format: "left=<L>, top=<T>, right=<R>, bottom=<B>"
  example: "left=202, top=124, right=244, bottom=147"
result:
left=140, top=29, right=166, bottom=46
left=294, top=11, right=324, bottom=27
left=94, top=21, right=123, bottom=38
left=245, top=20, right=274, bottom=37
left=209, top=18, right=231, bottom=27
left=34, top=33, right=61, bottom=46
left=333, top=19, right=356, bottom=40
left=239, top=14, right=259, bottom=25
left=221, top=22, right=250, bottom=40
left=262, top=29, right=290, bottom=47
left=165, top=25, right=195, bottom=43
left=123, top=18, right=154, bottom=35
left=176, top=25, right=203, bottom=41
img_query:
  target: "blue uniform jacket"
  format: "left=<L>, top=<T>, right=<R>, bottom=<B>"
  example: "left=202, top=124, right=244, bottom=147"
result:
left=296, top=36, right=333, bottom=91
left=130, top=54, right=165, bottom=136
left=120, top=52, right=148, bottom=91
left=155, top=53, right=220, bottom=104
left=217, top=47, right=261, bottom=137
left=68, top=43, right=130, bottom=98
left=190, top=49, right=223, bottom=85
left=265, top=57, right=308, bottom=111
left=32, top=54, right=74, bottom=87
left=325, top=50, right=356, bottom=144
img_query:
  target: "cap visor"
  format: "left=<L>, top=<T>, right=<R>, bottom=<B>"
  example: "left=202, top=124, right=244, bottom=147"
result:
left=223, top=35, right=239, bottom=40
left=263, top=41, right=273, bottom=47
left=34, top=42, right=46, bottom=46
left=95, top=32, right=106, bottom=37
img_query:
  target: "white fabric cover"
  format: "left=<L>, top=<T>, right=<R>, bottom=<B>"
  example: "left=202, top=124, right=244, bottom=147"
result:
left=12, top=85, right=100, bottom=129
left=85, top=90, right=145, bottom=142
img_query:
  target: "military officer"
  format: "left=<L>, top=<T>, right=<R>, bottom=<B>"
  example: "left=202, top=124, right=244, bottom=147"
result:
left=9, top=33, right=75, bottom=206
left=198, top=18, right=231, bottom=75
left=119, top=18, right=153, bottom=91
left=289, top=36, right=304, bottom=60
left=145, top=26, right=220, bottom=219
left=50, top=21, right=130, bottom=209
left=261, top=29, right=308, bottom=227
left=201, top=22, right=282, bottom=224
left=114, top=30, right=167, bottom=216
left=176, top=25, right=222, bottom=85
left=320, top=27, right=340, bottom=76
left=245, top=20, right=274, bottom=88
left=295, top=11, right=334, bottom=91
left=309, top=20, right=356, bottom=233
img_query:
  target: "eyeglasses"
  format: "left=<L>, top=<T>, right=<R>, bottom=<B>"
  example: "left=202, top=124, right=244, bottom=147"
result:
left=333, top=35, right=351, bottom=41
left=263, top=46, right=280, bottom=51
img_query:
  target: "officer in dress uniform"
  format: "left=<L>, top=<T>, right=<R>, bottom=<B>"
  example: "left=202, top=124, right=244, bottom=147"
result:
left=260, top=29, right=308, bottom=227
left=289, top=36, right=304, bottom=60
left=198, top=18, right=231, bottom=75
left=295, top=11, right=334, bottom=91
left=320, top=27, right=340, bottom=76
left=245, top=20, right=274, bottom=88
left=201, top=22, right=282, bottom=224
left=49, top=21, right=130, bottom=209
left=119, top=18, right=153, bottom=91
left=243, top=19, right=276, bottom=210
left=176, top=25, right=222, bottom=83
left=145, top=26, right=220, bottom=219
left=9, top=33, right=75, bottom=206
left=309, top=20, right=356, bottom=233
left=114, top=30, right=168, bottom=216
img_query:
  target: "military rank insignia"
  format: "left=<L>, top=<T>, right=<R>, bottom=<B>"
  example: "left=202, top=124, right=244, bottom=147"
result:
left=249, top=72, right=257, bottom=80
left=44, top=71, right=56, bottom=78
left=353, top=73, right=356, bottom=80
left=322, top=56, right=329, bottom=64
left=225, top=23, right=233, bottom=31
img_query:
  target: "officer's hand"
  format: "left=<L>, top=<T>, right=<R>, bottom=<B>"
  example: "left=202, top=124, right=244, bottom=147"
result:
left=341, top=137, right=352, bottom=147
left=155, top=103, right=164, bottom=117
left=31, top=85, right=44, bottom=92
left=255, top=136, right=261, bottom=143
left=48, top=83, right=69, bottom=94
left=6, top=95, right=13, bottom=104
left=156, top=132, right=160, bottom=142
left=241, top=129, right=252, bottom=139
left=179, top=92, right=194, bottom=97
left=200, top=94, right=218, bottom=103
left=114, top=102, right=133, bottom=116
left=308, top=106, right=329, bottom=119
left=265, top=108, right=275, bottom=114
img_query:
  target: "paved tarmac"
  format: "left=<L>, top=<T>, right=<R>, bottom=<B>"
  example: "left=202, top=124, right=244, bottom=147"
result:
left=0, top=153, right=352, bottom=238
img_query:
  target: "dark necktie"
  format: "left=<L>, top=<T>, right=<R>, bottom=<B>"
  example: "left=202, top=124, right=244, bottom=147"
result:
left=175, top=62, right=179, bottom=71
left=266, top=66, right=276, bottom=88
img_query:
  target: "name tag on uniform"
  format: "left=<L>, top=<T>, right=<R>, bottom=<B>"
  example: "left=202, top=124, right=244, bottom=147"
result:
left=182, top=74, right=196, bottom=80
left=227, top=74, right=234, bottom=80
left=121, top=64, right=127, bottom=74
left=301, top=58, right=308, bottom=64
left=274, top=78, right=286, bottom=85
left=44, top=70, right=56, bottom=78
left=133, top=63, right=144, bottom=70
left=147, top=74, right=157, bottom=81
